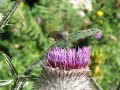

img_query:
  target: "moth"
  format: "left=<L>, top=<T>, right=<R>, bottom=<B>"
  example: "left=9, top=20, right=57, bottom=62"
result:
left=48, top=30, right=69, bottom=41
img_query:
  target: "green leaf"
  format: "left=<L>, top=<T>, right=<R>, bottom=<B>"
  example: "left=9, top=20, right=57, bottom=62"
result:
left=0, top=0, right=8, bottom=8
left=0, top=0, right=24, bottom=29
left=0, top=80, right=13, bottom=87
left=68, top=28, right=101, bottom=42
left=56, top=28, right=101, bottom=47
left=0, top=52, right=18, bottom=81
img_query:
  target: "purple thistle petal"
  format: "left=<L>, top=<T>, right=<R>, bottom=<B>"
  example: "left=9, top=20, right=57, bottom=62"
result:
left=77, top=47, right=83, bottom=68
left=82, top=46, right=91, bottom=67
left=47, top=46, right=91, bottom=70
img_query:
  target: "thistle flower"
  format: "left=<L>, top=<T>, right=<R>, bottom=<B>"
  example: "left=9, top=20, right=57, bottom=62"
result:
left=33, top=46, right=99, bottom=90
left=47, top=46, right=91, bottom=70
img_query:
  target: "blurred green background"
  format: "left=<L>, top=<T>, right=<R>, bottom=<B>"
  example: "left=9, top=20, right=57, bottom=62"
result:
left=0, top=0, right=120, bottom=90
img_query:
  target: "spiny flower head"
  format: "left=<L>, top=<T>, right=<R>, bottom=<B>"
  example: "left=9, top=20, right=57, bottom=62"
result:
left=47, top=46, right=91, bottom=70
left=33, top=46, right=100, bottom=90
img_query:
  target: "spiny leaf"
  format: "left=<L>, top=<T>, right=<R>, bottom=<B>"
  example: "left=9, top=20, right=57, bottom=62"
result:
left=68, top=28, right=101, bottom=42
left=0, top=80, right=13, bottom=87
left=0, top=0, right=8, bottom=8
left=56, top=28, right=101, bottom=47
left=0, top=0, right=24, bottom=29
left=23, top=43, right=55, bottom=75
left=90, top=78, right=103, bottom=90
left=0, top=52, right=18, bottom=81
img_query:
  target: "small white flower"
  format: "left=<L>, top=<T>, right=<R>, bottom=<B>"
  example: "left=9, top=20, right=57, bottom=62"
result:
left=69, top=0, right=93, bottom=12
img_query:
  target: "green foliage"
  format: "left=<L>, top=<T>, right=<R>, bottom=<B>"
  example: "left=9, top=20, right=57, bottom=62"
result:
left=0, top=0, right=120, bottom=90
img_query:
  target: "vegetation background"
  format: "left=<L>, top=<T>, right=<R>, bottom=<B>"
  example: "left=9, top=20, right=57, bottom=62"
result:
left=0, top=0, right=120, bottom=90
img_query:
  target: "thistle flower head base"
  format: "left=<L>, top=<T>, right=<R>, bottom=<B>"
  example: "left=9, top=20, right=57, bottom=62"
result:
left=33, top=65, right=91, bottom=90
